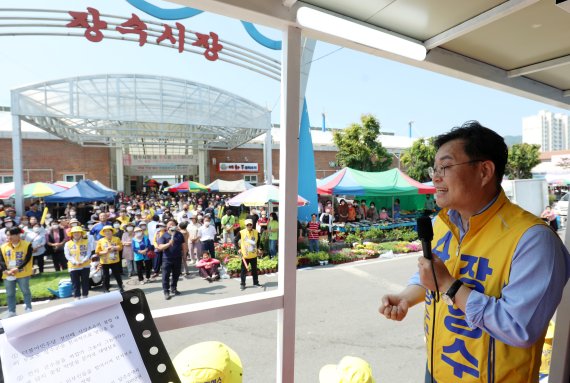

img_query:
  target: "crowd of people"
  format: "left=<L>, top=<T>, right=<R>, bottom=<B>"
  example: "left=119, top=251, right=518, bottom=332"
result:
left=0, top=193, right=281, bottom=317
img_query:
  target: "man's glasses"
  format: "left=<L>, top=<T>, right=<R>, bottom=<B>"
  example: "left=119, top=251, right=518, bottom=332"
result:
left=428, top=160, right=483, bottom=178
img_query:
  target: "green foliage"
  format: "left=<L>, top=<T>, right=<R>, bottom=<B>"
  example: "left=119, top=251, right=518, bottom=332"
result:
left=226, top=256, right=278, bottom=274
left=400, top=137, right=437, bottom=182
left=506, top=143, right=540, bottom=179
left=305, top=252, right=321, bottom=265
left=344, top=227, right=417, bottom=242
left=258, top=256, right=278, bottom=272
left=332, top=114, right=392, bottom=171
left=317, top=251, right=330, bottom=261
left=329, top=252, right=351, bottom=263
left=345, top=231, right=362, bottom=245
left=388, top=228, right=418, bottom=242
left=318, top=239, right=330, bottom=253
left=362, top=227, right=385, bottom=241
left=226, top=257, right=242, bottom=274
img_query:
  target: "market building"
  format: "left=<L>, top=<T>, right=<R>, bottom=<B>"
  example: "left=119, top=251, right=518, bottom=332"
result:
left=0, top=111, right=413, bottom=192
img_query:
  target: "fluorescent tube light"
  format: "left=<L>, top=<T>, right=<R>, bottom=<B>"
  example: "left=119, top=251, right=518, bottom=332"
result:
left=297, top=6, right=427, bottom=61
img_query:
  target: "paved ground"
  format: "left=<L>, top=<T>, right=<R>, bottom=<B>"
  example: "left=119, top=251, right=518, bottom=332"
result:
left=1, top=254, right=427, bottom=382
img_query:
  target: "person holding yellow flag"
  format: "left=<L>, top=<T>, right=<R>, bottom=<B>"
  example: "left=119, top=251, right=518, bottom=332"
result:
left=0, top=227, right=33, bottom=318
left=95, top=225, right=124, bottom=293
left=235, top=219, right=262, bottom=291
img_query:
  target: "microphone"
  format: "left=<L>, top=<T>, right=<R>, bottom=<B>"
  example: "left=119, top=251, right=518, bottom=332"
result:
left=417, top=215, right=433, bottom=260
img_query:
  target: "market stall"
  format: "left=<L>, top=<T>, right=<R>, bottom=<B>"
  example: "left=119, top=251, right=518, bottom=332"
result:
left=318, top=167, right=434, bottom=210
left=207, top=179, right=254, bottom=193
left=316, top=167, right=435, bottom=236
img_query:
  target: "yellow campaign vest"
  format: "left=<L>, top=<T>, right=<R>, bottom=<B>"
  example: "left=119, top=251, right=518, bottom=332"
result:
left=65, top=239, right=91, bottom=269
left=1, top=240, right=33, bottom=278
left=96, top=237, right=123, bottom=265
left=240, top=228, right=258, bottom=259
left=426, top=191, right=548, bottom=383
left=116, top=215, right=130, bottom=226
left=153, top=229, right=165, bottom=248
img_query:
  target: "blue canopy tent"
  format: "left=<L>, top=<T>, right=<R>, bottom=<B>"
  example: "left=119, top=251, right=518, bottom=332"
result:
left=44, top=180, right=115, bottom=203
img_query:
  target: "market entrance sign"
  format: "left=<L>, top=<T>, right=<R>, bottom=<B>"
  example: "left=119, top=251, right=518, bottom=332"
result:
left=67, top=7, right=223, bottom=61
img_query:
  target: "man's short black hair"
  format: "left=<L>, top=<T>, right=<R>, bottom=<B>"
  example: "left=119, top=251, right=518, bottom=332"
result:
left=434, top=120, right=508, bottom=188
left=8, top=227, right=22, bottom=236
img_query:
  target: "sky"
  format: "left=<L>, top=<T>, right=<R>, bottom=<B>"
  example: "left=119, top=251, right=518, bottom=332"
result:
left=1, top=0, right=569, bottom=139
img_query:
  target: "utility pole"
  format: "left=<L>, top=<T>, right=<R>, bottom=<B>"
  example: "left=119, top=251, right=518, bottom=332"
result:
left=408, top=121, right=414, bottom=138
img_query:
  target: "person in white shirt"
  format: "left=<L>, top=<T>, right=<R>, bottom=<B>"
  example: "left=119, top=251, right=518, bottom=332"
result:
left=147, top=215, right=159, bottom=246
left=0, top=217, right=15, bottom=246
left=24, top=223, right=46, bottom=274
left=187, top=214, right=201, bottom=264
left=177, top=204, right=191, bottom=223
left=198, top=216, right=217, bottom=258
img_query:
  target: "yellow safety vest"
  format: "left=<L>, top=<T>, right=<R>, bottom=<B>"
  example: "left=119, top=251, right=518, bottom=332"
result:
left=240, top=228, right=258, bottom=259
left=1, top=240, right=34, bottom=278
left=116, top=215, right=130, bottom=226
left=65, top=238, right=91, bottom=269
left=153, top=229, right=165, bottom=248
left=426, top=191, right=548, bottom=383
left=96, top=237, right=123, bottom=265
left=1, top=240, right=33, bottom=278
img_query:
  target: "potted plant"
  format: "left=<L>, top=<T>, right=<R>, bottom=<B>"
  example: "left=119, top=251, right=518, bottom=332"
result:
left=317, top=251, right=329, bottom=265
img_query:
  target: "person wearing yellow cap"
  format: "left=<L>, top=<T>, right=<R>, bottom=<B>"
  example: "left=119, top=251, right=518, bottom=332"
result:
left=173, top=341, right=242, bottom=383
left=95, top=225, right=124, bottom=293
left=65, top=226, right=93, bottom=300
left=319, top=356, right=375, bottom=383
left=234, top=218, right=262, bottom=291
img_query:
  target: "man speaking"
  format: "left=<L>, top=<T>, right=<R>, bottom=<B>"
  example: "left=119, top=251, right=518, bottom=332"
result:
left=379, top=121, right=570, bottom=382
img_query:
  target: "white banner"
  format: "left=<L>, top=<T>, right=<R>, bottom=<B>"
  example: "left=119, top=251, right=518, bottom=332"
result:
left=218, top=162, right=259, bottom=172
left=123, top=154, right=198, bottom=166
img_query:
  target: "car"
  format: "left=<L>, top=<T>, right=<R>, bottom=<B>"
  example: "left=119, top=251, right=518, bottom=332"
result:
left=553, top=192, right=569, bottom=216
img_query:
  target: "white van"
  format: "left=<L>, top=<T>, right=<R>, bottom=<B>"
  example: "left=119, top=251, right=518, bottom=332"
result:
left=553, top=193, right=569, bottom=216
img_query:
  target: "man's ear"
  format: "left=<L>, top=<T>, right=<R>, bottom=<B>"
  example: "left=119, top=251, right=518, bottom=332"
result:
left=480, top=160, right=496, bottom=188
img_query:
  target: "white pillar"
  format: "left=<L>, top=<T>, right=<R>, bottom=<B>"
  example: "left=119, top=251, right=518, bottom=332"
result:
left=276, top=25, right=301, bottom=383
left=198, top=149, right=206, bottom=184
left=264, top=127, right=272, bottom=184
left=115, top=147, right=124, bottom=192
left=11, top=111, right=24, bottom=215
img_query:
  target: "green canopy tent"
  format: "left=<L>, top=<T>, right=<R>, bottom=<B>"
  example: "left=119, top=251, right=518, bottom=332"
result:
left=317, top=167, right=435, bottom=212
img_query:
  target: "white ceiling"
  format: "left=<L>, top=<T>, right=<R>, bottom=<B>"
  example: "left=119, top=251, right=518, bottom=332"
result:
left=174, top=0, right=570, bottom=109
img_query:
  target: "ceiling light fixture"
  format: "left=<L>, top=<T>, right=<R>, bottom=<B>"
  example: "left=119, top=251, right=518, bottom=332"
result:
left=297, top=6, right=427, bottom=61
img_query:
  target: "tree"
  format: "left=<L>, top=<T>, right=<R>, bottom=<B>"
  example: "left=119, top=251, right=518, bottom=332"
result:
left=506, top=143, right=541, bottom=179
left=400, top=137, right=437, bottom=182
left=332, top=114, right=392, bottom=171
left=555, top=156, right=570, bottom=170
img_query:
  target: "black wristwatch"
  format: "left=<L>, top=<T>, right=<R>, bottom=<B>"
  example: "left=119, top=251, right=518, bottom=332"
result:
left=442, top=279, right=463, bottom=306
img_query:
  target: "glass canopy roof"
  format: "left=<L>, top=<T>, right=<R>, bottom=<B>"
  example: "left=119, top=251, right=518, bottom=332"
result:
left=11, top=74, right=271, bottom=155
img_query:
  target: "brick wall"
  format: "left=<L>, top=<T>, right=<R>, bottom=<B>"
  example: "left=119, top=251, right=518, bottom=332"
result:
left=210, top=148, right=350, bottom=182
left=0, top=139, right=111, bottom=184
left=209, top=147, right=401, bottom=183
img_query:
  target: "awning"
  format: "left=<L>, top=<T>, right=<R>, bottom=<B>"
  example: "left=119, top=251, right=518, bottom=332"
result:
left=317, top=168, right=435, bottom=196
left=207, top=179, right=254, bottom=193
